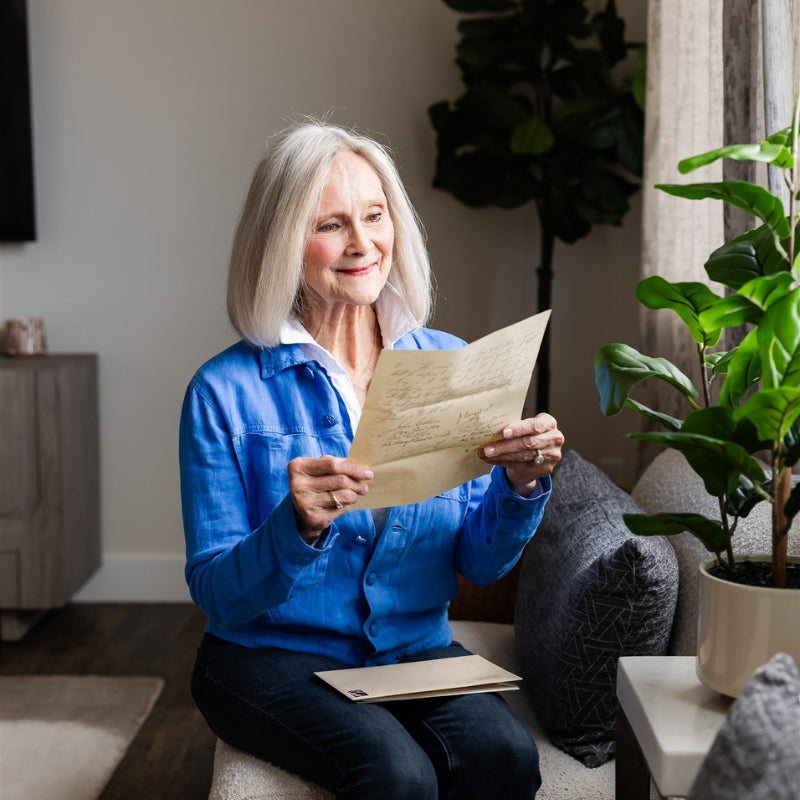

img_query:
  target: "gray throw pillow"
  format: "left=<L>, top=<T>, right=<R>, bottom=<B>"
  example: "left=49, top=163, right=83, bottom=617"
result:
left=515, top=450, right=678, bottom=767
left=688, top=652, right=800, bottom=800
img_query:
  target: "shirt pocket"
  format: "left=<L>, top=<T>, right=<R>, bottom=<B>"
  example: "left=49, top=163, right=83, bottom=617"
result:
left=234, top=429, right=348, bottom=523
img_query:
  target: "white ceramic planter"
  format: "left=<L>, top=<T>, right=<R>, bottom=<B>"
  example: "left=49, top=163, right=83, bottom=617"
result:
left=696, top=554, right=800, bottom=697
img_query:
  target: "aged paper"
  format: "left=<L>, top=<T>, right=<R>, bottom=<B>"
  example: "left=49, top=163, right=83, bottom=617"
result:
left=348, top=310, right=550, bottom=509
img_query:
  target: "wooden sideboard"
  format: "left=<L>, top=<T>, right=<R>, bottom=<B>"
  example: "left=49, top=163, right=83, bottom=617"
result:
left=0, top=354, right=101, bottom=639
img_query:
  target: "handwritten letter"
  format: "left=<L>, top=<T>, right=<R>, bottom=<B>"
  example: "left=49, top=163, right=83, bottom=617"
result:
left=348, top=311, right=551, bottom=508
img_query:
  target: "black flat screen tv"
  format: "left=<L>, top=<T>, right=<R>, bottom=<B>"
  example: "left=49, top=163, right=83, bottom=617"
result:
left=0, top=0, right=36, bottom=241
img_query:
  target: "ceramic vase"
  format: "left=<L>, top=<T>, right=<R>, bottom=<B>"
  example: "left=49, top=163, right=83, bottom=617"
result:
left=696, top=554, right=800, bottom=697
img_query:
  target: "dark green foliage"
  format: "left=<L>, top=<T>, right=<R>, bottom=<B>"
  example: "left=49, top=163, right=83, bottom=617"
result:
left=430, top=0, right=645, bottom=410
left=429, top=0, right=645, bottom=241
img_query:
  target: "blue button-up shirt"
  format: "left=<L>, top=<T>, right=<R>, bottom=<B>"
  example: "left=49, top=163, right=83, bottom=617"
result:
left=179, top=327, right=551, bottom=666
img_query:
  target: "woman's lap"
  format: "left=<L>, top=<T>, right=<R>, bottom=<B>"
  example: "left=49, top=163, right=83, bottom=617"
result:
left=192, top=634, right=540, bottom=800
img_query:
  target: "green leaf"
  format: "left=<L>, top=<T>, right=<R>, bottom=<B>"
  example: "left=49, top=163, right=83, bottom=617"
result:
left=782, top=480, right=800, bottom=530
left=432, top=151, right=538, bottom=208
left=624, top=398, right=682, bottom=431
left=737, top=272, right=795, bottom=308
left=630, top=428, right=766, bottom=497
left=718, top=329, right=761, bottom=406
left=697, top=293, right=761, bottom=331
left=548, top=188, right=593, bottom=243
left=765, top=126, right=794, bottom=149
left=705, top=224, right=792, bottom=288
left=655, top=181, right=791, bottom=245
left=781, top=415, right=800, bottom=467
left=510, top=116, right=555, bottom=155
left=706, top=349, right=731, bottom=374
left=681, top=406, right=768, bottom=454
left=591, top=0, right=628, bottom=65
left=455, top=81, right=528, bottom=128
left=699, top=273, right=794, bottom=332
left=733, top=387, right=800, bottom=444
left=636, top=276, right=723, bottom=346
left=571, top=167, right=638, bottom=225
left=756, top=289, right=800, bottom=389
left=594, top=343, right=698, bottom=415
left=727, top=473, right=770, bottom=518
left=553, top=95, right=608, bottom=120
left=677, top=141, right=793, bottom=173
left=630, top=45, right=646, bottom=110
left=622, top=513, right=729, bottom=554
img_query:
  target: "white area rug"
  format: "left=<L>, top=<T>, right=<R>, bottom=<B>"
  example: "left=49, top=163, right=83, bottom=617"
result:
left=0, top=674, right=164, bottom=800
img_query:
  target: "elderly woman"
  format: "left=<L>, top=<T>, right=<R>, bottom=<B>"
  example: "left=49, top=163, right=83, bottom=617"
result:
left=180, top=120, right=563, bottom=800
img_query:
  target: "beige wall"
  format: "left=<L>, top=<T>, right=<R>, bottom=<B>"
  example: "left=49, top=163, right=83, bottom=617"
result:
left=0, top=0, right=646, bottom=599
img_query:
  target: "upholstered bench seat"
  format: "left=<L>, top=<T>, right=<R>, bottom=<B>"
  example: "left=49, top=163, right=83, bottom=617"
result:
left=207, top=620, right=615, bottom=800
left=209, top=741, right=332, bottom=800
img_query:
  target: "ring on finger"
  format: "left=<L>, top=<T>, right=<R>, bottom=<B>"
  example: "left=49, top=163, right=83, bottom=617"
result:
left=329, top=491, right=344, bottom=510
left=533, top=449, right=545, bottom=466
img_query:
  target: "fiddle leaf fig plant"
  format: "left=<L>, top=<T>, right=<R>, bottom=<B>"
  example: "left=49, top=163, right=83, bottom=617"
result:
left=594, top=93, right=800, bottom=589
left=429, top=0, right=645, bottom=412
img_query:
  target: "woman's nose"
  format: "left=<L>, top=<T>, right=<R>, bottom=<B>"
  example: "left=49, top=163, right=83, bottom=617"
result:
left=346, top=223, right=370, bottom=253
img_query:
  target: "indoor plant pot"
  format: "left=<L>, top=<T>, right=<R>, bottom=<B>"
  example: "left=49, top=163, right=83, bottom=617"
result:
left=594, top=93, right=800, bottom=696
left=697, top=555, right=800, bottom=697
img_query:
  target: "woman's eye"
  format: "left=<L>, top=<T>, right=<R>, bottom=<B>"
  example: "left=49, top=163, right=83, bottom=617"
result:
left=317, top=221, right=338, bottom=233
left=366, top=212, right=383, bottom=223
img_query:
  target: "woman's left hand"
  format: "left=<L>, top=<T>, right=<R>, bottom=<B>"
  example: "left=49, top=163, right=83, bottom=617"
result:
left=478, top=412, right=564, bottom=497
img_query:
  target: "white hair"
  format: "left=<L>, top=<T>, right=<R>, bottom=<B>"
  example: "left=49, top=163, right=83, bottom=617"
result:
left=226, top=119, right=434, bottom=346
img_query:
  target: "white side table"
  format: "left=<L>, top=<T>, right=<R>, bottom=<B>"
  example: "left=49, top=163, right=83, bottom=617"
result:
left=615, top=656, right=732, bottom=799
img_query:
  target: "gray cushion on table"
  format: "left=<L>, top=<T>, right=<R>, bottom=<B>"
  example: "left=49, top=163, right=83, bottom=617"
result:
left=688, top=652, right=800, bottom=800
left=515, top=450, right=678, bottom=768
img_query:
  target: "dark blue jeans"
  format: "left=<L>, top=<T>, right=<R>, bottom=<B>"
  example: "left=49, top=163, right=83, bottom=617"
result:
left=191, top=634, right=541, bottom=800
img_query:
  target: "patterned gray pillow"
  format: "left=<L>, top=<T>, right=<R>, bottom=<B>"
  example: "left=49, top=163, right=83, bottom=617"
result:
left=688, top=653, right=800, bottom=800
left=514, top=450, right=678, bottom=767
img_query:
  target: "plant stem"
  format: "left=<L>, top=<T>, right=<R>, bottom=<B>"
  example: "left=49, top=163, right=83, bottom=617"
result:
left=715, top=494, right=736, bottom=574
left=772, top=446, right=790, bottom=588
left=698, top=343, right=712, bottom=407
left=535, top=224, right=556, bottom=413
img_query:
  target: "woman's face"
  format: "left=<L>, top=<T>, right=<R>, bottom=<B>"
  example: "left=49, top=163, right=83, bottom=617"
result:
left=302, top=150, right=394, bottom=313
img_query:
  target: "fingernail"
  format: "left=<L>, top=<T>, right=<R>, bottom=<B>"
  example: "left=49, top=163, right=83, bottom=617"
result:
left=365, top=469, right=374, bottom=479
left=503, top=428, right=514, bottom=439
left=483, top=445, right=496, bottom=457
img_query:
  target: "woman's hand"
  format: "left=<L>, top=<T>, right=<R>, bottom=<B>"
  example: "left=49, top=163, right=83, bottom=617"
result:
left=288, top=456, right=374, bottom=542
left=478, top=413, right=564, bottom=497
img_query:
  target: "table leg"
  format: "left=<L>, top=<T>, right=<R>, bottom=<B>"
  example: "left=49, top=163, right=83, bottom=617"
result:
left=615, top=706, right=651, bottom=800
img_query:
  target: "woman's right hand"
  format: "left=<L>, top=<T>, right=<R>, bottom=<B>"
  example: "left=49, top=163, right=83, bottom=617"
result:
left=288, top=455, right=374, bottom=542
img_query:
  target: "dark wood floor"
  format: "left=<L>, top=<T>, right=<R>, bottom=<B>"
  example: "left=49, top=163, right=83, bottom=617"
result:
left=0, top=603, right=217, bottom=800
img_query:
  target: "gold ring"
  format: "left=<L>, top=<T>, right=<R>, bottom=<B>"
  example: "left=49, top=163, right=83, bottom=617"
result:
left=330, top=491, right=344, bottom=510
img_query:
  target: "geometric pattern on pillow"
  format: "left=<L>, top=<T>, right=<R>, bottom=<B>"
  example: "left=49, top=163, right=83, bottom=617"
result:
left=688, top=652, right=800, bottom=800
left=515, top=450, right=678, bottom=767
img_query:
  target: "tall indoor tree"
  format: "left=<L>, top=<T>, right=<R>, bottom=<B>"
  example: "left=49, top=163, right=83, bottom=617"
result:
left=429, top=0, right=645, bottom=411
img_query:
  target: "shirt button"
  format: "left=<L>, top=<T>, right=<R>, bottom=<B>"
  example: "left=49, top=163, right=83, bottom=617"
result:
left=366, top=572, right=378, bottom=586
left=323, top=414, right=337, bottom=428
left=354, top=535, right=368, bottom=545
left=304, top=365, right=315, bottom=379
